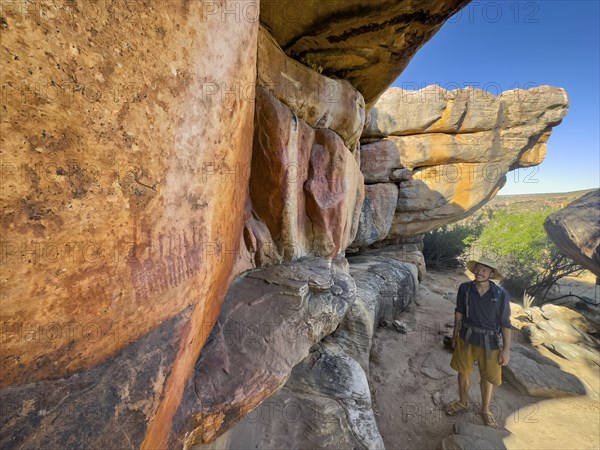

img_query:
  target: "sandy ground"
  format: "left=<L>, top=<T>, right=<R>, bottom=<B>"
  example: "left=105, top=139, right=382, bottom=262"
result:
left=369, top=268, right=600, bottom=450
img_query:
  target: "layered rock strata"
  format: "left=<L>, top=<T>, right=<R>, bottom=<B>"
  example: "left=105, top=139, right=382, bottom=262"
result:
left=260, top=0, right=470, bottom=107
left=191, top=257, right=417, bottom=450
left=352, top=85, right=570, bottom=246
left=544, top=189, right=600, bottom=278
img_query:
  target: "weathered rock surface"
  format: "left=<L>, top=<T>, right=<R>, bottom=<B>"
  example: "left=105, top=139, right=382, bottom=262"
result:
left=360, top=86, right=569, bottom=238
left=355, top=243, right=427, bottom=281
left=503, top=349, right=587, bottom=398
left=351, top=184, right=399, bottom=250
left=441, top=414, right=510, bottom=450
left=545, top=189, right=600, bottom=278
left=0, top=2, right=258, bottom=448
left=543, top=341, right=600, bottom=366
left=257, top=27, right=365, bottom=151
left=203, top=343, right=384, bottom=450
left=305, top=129, right=365, bottom=255
left=191, top=256, right=417, bottom=450
left=248, top=87, right=364, bottom=263
left=168, top=256, right=356, bottom=448
left=337, top=257, right=417, bottom=373
left=260, top=0, right=470, bottom=107
left=360, top=140, right=404, bottom=183
left=0, top=310, right=189, bottom=450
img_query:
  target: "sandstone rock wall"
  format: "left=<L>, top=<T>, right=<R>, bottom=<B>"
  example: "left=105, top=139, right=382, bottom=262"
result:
left=260, top=0, right=470, bottom=107
left=188, top=255, right=417, bottom=450
left=241, top=28, right=365, bottom=267
left=0, top=2, right=258, bottom=448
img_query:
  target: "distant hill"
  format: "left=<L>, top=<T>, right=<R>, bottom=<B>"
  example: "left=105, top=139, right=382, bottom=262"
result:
left=486, top=188, right=597, bottom=213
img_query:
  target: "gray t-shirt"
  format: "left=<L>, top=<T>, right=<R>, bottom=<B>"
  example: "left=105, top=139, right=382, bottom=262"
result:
left=455, top=281, right=511, bottom=349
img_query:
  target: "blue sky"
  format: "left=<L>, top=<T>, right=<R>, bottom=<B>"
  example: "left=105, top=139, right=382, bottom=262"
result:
left=393, top=0, right=599, bottom=195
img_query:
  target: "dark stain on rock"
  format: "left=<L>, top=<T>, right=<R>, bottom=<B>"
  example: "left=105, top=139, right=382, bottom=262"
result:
left=27, top=127, right=80, bottom=153
left=19, top=197, right=51, bottom=221
left=187, top=193, right=208, bottom=210
left=0, top=310, right=189, bottom=449
left=324, top=11, right=449, bottom=45
left=65, top=163, right=94, bottom=199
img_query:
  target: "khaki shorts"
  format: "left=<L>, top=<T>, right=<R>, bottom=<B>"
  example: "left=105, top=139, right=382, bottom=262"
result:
left=450, top=336, right=502, bottom=385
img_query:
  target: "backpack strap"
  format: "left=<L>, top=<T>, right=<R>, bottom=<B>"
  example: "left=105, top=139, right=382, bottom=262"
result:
left=464, top=282, right=473, bottom=320
left=490, top=283, right=506, bottom=329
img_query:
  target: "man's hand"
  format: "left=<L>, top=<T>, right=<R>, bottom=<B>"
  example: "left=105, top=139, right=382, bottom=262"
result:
left=498, top=348, right=510, bottom=366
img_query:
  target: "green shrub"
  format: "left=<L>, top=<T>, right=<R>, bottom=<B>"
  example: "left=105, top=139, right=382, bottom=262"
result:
left=466, top=209, right=582, bottom=301
left=423, top=217, right=484, bottom=268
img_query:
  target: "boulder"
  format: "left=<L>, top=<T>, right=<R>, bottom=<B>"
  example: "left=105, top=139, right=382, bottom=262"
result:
left=199, top=344, right=384, bottom=450
left=168, top=256, right=356, bottom=448
left=360, top=140, right=403, bottom=183
left=543, top=342, right=600, bottom=366
left=249, top=87, right=364, bottom=262
left=356, top=244, right=427, bottom=281
left=442, top=434, right=501, bottom=450
left=351, top=184, right=399, bottom=249
left=260, top=0, right=471, bottom=107
left=444, top=413, right=510, bottom=450
left=503, top=350, right=587, bottom=398
left=190, top=256, right=418, bottom=450
left=336, top=257, right=417, bottom=373
left=545, top=189, right=600, bottom=278
left=540, top=304, right=598, bottom=332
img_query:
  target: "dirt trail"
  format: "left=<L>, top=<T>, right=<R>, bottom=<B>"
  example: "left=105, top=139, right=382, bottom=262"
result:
left=369, top=269, right=600, bottom=450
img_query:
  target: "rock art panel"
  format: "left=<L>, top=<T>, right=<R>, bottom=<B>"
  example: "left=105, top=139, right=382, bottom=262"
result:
left=305, top=129, right=365, bottom=256
left=0, top=1, right=258, bottom=448
left=544, top=189, right=600, bottom=278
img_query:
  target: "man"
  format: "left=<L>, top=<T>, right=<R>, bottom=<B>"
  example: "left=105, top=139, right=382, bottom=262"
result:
left=445, top=257, right=512, bottom=428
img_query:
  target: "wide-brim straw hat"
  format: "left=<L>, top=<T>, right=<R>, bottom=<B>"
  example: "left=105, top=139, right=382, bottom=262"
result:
left=466, top=257, right=503, bottom=280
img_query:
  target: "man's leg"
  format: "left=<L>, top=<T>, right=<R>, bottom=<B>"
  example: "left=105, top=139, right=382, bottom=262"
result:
left=480, top=377, right=493, bottom=413
left=458, top=372, right=470, bottom=404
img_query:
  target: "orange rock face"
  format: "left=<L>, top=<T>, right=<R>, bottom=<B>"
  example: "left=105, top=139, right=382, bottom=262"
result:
left=0, top=1, right=258, bottom=447
left=248, top=87, right=364, bottom=263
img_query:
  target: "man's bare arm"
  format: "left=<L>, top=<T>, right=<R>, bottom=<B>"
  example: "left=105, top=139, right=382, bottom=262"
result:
left=498, top=326, right=511, bottom=366
left=452, top=311, right=463, bottom=349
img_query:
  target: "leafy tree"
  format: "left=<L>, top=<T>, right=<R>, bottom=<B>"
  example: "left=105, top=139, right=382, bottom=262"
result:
left=467, top=209, right=582, bottom=303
